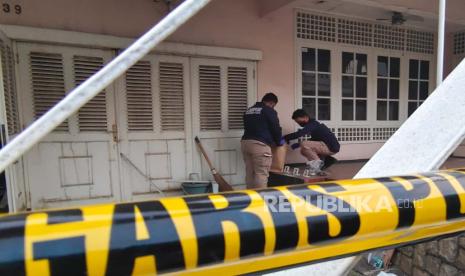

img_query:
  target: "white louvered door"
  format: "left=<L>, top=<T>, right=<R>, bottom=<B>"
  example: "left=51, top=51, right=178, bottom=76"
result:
left=117, top=54, right=192, bottom=200
left=0, top=31, right=27, bottom=212
left=191, top=58, right=256, bottom=187
left=17, top=43, right=120, bottom=209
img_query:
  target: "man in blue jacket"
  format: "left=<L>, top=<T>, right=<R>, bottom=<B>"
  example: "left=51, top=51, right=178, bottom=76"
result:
left=242, top=93, right=283, bottom=188
left=284, top=109, right=339, bottom=170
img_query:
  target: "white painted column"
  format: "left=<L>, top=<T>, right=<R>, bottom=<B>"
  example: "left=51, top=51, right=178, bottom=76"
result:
left=437, top=0, right=447, bottom=86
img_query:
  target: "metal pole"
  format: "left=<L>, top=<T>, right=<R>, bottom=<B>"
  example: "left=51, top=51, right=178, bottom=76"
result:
left=0, top=0, right=211, bottom=172
left=437, top=0, right=447, bottom=86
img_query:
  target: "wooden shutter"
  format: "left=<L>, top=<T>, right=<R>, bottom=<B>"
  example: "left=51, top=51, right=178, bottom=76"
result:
left=159, top=62, right=184, bottom=131
left=126, top=61, right=153, bottom=131
left=73, top=55, right=107, bottom=131
left=199, top=65, right=221, bottom=131
left=0, top=40, right=20, bottom=135
left=227, top=67, right=248, bottom=130
left=30, top=52, right=68, bottom=131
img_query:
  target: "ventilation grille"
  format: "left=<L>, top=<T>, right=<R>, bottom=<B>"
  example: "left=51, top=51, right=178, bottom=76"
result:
left=296, top=11, right=434, bottom=54
left=407, top=30, right=434, bottom=54
left=454, top=32, right=465, bottom=55
left=0, top=40, right=20, bottom=135
left=373, top=127, right=398, bottom=141
left=297, top=12, right=336, bottom=42
left=30, top=52, right=68, bottom=132
left=73, top=56, right=107, bottom=132
left=337, top=127, right=371, bottom=142
left=227, top=67, right=248, bottom=130
left=159, top=62, right=185, bottom=131
left=199, top=65, right=222, bottom=131
left=125, top=61, right=153, bottom=132
left=338, top=19, right=372, bottom=46
left=374, top=25, right=405, bottom=51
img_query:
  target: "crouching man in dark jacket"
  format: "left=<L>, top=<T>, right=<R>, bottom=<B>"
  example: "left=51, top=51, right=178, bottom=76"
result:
left=284, top=109, right=340, bottom=170
left=241, top=93, right=283, bottom=188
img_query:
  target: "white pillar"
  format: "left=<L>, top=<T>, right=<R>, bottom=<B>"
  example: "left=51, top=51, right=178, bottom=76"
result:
left=437, top=0, right=447, bottom=86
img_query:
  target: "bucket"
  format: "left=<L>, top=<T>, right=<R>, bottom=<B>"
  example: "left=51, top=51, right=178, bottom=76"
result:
left=181, top=181, right=212, bottom=195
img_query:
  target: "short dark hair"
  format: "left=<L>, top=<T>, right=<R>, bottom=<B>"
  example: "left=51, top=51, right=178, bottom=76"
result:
left=261, top=92, right=278, bottom=104
left=292, top=109, right=309, bottom=120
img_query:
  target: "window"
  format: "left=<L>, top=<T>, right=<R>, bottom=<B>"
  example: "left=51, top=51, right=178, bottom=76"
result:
left=408, top=59, right=430, bottom=116
left=341, top=52, right=367, bottom=121
left=377, top=56, right=400, bottom=121
left=301, top=48, right=331, bottom=120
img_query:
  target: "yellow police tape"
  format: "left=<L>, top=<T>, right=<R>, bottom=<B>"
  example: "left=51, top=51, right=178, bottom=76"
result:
left=1, top=168, right=465, bottom=275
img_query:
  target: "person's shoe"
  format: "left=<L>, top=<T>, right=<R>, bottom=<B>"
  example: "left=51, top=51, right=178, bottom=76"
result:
left=321, top=156, right=337, bottom=170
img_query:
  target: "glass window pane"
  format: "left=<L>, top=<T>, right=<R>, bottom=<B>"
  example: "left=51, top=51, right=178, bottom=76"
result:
left=302, top=72, right=316, bottom=96
left=409, top=81, right=418, bottom=100
left=318, top=49, right=331, bottom=72
left=408, top=102, right=417, bottom=117
left=342, top=76, right=354, bottom=97
left=356, top=77, right=367, bottom=98
left=342, top=99, right=354, bottom=121
left=377, top=78, right=388, bottom=99
left=419, top=81, right=429, bottom=100
left=342, top=52, right=354, bottom=74
left=378, top=56, right=389, bottom=77
left=389, top=101, right=399, bottom=121
left=356, top=54, right=367, bottom=75
left=318, top=74, right=331, bottom=97
left=356, top=100, right=367, bottom=120
left=420, top=60, right=430, bottom=80
left=390, top=57, right=400, bottom=78
left=409, top=59, right=419, bottom=79
left=318, top=98, right=331, bottom=120
left=303, top=98, right=316, bottom=119
left=377, top=101, right=387, bottom=120
left=389, top=79, right=399, bottom=99
left=302, top=48, right=315, bottom=71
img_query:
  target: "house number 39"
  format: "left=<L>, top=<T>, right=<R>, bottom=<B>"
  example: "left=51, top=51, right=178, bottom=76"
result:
left=2, top=3, right=22, bottom=14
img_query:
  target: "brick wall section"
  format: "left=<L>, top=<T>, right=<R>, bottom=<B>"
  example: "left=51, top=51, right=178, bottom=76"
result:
left=392, top=234, right=465, bottom=276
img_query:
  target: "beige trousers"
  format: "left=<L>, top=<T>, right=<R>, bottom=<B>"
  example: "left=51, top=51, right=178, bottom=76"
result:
left=300, top=141, right=335, bottom=161
left=241, top=140, right=272, bottom=189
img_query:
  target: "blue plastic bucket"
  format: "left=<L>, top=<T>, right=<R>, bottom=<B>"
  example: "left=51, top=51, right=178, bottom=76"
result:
left=181, top=181, right=212, bottom=195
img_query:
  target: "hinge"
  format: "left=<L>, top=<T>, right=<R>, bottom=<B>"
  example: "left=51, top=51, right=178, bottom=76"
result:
left=15, top=52, right=19, bottom=64
left=253, top=69, right=256, bottom=79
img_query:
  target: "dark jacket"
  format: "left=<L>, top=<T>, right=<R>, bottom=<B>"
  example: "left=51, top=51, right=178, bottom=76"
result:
left=242, top=102, right=282, bottom=146
left=284, top=119, right=340, bottom=153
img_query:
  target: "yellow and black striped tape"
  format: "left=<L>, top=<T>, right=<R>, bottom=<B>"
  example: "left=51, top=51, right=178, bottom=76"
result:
left=1, top=168, right=465, bottom=275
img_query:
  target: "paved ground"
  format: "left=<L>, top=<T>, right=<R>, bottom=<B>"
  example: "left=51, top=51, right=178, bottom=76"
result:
left=325, top=156, right=465, bottom=180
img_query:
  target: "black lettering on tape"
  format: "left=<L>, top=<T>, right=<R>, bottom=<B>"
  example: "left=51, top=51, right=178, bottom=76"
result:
left=257, top=188, right=299, bottom=252
left=288, top=183, right=360, bottom=244
left=106, top=201, right=184, bottom=275
left=184, top=192, right=265, bottom=265
left=33, top=236, right=86, bottom=276
left=0, top=214, right=27, bottom=275
left=378, top=176, right=430, bottom=229
left=431, top=172, right=465, bottom=220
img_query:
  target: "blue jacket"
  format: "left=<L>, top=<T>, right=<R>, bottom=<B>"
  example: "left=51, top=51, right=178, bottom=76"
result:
left=242, top=102, right=282, bottom=147
left=284, top=119, right=340, bottom=153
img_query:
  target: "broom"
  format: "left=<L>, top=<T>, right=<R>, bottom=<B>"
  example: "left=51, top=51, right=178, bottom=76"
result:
left=194, top=136, right=233, bottom=192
